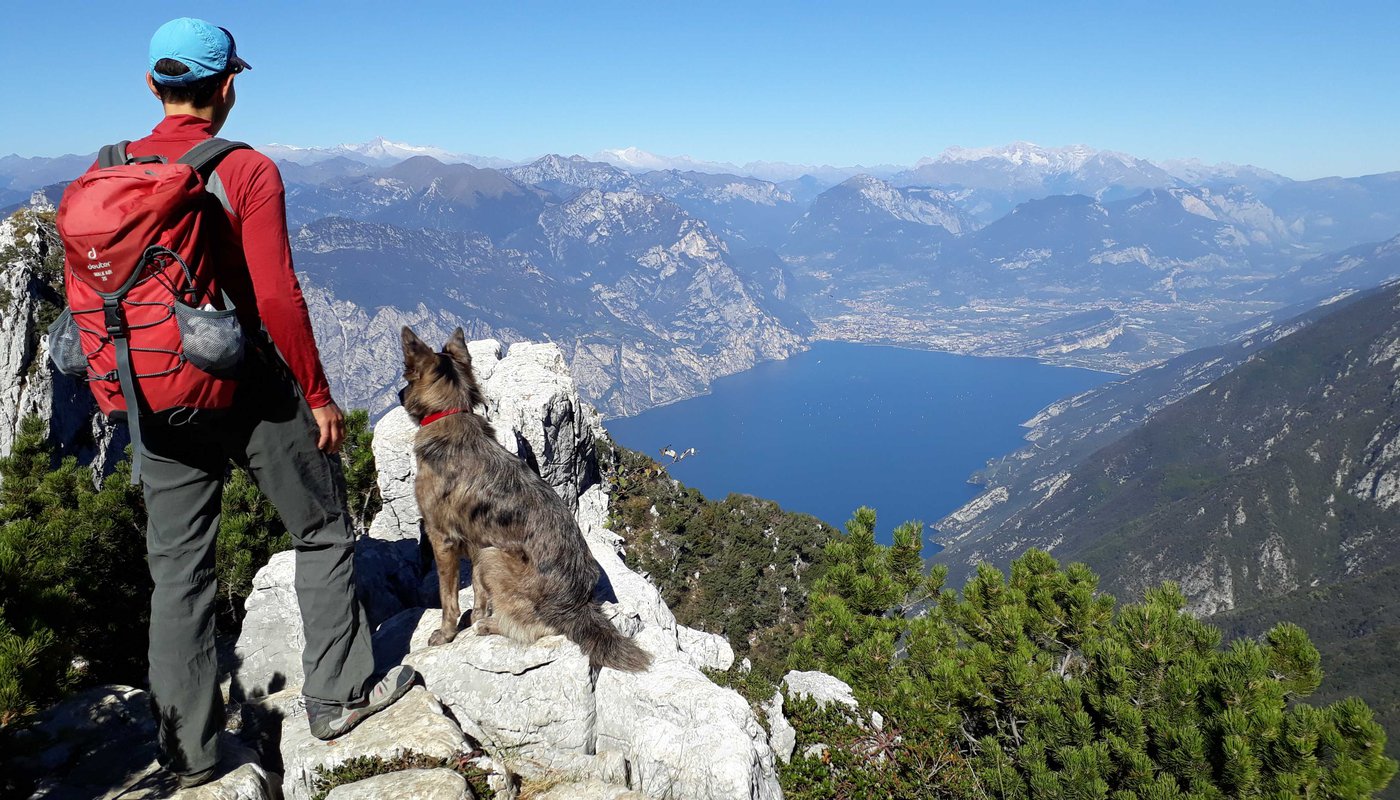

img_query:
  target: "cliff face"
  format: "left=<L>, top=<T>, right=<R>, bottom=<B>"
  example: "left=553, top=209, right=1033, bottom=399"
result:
left=0, top=202, right=126, bottom=472
left=290, top=187, right=809, bottom=419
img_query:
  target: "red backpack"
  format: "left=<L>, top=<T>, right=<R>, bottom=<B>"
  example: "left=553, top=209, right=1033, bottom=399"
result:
left=51, top=138, right=250, bottom=482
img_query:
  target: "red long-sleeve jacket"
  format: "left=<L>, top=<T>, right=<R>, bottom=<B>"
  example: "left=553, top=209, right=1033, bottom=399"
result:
left=87, top=114, right=334, bottom=408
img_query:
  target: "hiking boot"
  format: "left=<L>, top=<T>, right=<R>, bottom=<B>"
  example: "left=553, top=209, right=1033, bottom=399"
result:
left=306, top=665, right=417, bottom=741
left=177, top=765, right=219, bottom=788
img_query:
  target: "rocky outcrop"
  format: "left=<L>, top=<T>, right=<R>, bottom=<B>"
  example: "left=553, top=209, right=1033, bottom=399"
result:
left=230, top=340, right=777, bottom=799
left=0, top=202, right=126, bottom=472
left=782, top=670, right=857, bottom=711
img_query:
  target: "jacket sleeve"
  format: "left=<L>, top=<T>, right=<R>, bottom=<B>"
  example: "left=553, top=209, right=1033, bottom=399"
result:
left=233, top=157, right=335, bottom=409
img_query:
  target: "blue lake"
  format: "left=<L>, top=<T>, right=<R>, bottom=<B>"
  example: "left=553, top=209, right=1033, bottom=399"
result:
left=606, top=342, right=1115, bottom=554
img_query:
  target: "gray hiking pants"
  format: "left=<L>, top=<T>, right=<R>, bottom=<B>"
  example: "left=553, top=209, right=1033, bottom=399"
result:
left=139, top=357, right=373, bottom=774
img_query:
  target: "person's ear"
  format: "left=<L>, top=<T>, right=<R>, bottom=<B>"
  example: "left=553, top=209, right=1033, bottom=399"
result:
left=146, top=72, right=161, bottom=100
left=219, top=72, right=237, bottom=108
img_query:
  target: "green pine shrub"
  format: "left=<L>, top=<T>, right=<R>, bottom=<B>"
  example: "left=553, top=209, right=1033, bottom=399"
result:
left=602, top=439, right=837, bottom=681
left=214, top=465, right=291, bottom=629
left=1, top=408, right=382, bottom=722
left=341, top=408, right=381, bottom=535
left=783, top=508, right=1398, bottom=799
left=0, top=417, right=148, bottom=726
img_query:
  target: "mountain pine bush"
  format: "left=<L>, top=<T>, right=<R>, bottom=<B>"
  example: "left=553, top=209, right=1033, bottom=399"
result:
left=1, top=409, right=381, bottom=724
left=784, top=508, right=1397, bottom=798
left=0, top=416, right=148, bottom=726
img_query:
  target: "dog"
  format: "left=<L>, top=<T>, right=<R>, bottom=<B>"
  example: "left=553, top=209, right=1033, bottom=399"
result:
left=399, top=326, right=650, bottom=672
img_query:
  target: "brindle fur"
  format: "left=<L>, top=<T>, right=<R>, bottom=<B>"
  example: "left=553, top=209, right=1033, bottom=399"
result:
left=401, top=326, right=650, bottom=672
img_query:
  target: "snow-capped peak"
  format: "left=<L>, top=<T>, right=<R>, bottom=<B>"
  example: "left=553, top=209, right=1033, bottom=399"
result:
left=261, top=138, right=515, bottom=169
left=594, top=147, right=743, bottom=175
left=924, top=142, right=1127, bottom=172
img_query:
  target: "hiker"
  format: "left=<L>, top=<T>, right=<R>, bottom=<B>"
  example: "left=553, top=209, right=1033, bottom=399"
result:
left=55, top=18, right=415, bottom=787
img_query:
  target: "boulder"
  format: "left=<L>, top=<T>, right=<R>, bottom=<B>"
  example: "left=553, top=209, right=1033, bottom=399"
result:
left=366, top=406, right=423, bottom=542
left=594, top=649, right=782, bottom=800
left=372, top=588, right=473, bottom=672
left=763, top=691, right=796, bottom=764
left=100, top=737, right=278, bottom=800
left=230, top=552, right=301, bottom=700
left=484, top=342, right=604, bottom=515
left=676, top=625, right=736, bottom=672
left=232, top=539, right=422, bottom=701
left=276, top=686, right=467, bottom=800
left=465, top=338, right=504, bottom=383
left=782, top=670, right=858, bottom=710
left=324, top=768, right=470, bottom=800
left=399, top=612, right=598, bottom=779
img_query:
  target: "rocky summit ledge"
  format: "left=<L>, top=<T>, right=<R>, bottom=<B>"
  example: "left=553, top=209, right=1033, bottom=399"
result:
left=20, top=339, right=853, bottom=799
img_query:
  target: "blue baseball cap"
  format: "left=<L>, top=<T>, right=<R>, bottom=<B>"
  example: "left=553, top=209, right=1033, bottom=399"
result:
left=149, top=18, right=251, bottom=85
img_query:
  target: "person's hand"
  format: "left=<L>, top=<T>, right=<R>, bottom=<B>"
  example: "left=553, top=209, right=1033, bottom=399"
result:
left=311, top=402, right=345, bottom=454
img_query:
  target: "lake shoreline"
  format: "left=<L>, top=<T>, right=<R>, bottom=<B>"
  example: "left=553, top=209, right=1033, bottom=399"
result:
left=607, top=342, right=1115, bottom=553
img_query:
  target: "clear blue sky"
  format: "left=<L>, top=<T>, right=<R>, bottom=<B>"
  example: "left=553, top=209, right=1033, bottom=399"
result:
left=2, top=1, right=1396, bottom=179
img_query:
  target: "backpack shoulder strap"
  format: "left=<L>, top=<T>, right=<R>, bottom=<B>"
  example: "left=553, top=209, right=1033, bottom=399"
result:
left=176, top=138, right=250, bottom=174
left=177, top=138, right=251, bottom=217
left=97, top=141, right=131, bottom=168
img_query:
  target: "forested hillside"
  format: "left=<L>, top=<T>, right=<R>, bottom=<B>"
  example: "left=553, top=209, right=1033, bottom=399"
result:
left=602, top=440, right=837, bottom=678
left=934, top=279, right=1400, bottom=790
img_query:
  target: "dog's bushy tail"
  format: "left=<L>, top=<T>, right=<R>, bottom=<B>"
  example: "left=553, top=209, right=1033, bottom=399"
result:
left=544, top=598, right=651, bottom=672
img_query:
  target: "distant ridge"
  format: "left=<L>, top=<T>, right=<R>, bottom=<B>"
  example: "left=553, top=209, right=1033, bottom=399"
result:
left=246, top=138, right=1300, bottom=186
left=260, top=137, right=515, bottom=169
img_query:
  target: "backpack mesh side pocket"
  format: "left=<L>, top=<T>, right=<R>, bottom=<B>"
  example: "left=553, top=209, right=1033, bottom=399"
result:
left=175, top=293, right=245, bottom=377
left=47, top=308, right=88, bottom=377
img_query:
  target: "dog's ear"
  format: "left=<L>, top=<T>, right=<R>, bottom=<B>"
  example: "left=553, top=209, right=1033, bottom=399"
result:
left=443, top=327, right=471, bottom=367
left=401, top=326, right=435, bottom=376
left=442, top=327, right=485, bottom=408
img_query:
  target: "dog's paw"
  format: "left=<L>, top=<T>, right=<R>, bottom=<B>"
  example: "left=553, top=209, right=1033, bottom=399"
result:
left=428, top=628, right=457, bottom=647
left=474, top=618, right=499, bottom=637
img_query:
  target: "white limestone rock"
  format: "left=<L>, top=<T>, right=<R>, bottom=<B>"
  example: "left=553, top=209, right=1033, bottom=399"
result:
left=232, top=538, right=422, bottom=701
left=19, top=685, right=276, bottom=800
left=763, top=691, right=796, bottom=764
left=277, top=686, right=468, bottom=800
left=372, top=589, right=474, bottom=672
left=484, top=342, right=604, bottom=515
left=368, top=406, right=423, bottom=542
left=106, top=737, right=278, bottom=800
left=528, top=780, right=646, bottom=800
left=400, top=614, right=598, bottom=780
left=0, top=207, right=126, bottom=474
left=231, top=552, right=302, bottom=700
left=783, top=670, right=858, bottom=710
left=324, top=768, right=470, bottom=800
left=676, top=625, right=736, bottom=672
left=595, top=651, right=782, bottom=800
left=466, top=338, right=504, bottom=383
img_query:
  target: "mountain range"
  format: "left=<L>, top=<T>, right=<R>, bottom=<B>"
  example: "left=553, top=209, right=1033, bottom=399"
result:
left=4, top=140, right=1400, bottom=417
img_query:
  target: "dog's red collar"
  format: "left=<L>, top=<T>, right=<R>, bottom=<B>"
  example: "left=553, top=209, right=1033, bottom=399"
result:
left=420, top=408, right=467, bottom=427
